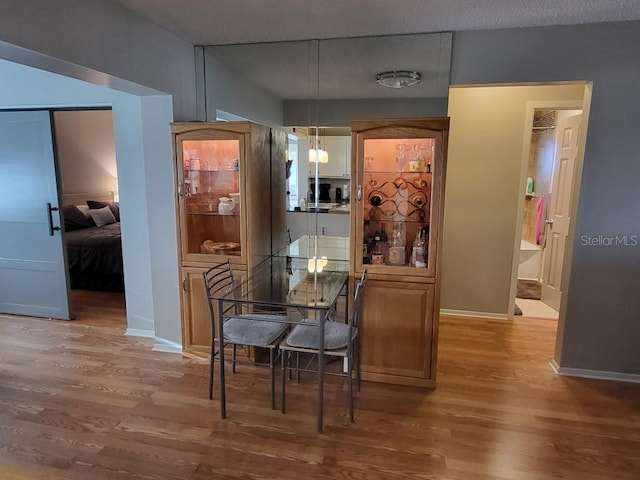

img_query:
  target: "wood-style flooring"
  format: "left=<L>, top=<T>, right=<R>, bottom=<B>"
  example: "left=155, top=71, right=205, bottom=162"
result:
left=1, top=295, right=639, bottom=479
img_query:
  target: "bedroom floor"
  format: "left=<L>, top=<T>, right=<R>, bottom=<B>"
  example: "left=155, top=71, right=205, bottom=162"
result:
left=70, top=289, right=126, bottom=329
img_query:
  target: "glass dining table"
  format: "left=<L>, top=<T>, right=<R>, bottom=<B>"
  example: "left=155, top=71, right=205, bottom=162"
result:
left=209, top=235, right=350, bottom=432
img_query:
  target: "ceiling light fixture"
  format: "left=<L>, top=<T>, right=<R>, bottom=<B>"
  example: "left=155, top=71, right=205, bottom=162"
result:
left=376, top=70, right=422, bottom=89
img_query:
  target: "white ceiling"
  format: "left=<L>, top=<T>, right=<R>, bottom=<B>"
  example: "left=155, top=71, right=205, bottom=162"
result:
left=113, top=0, right=640, bottom=45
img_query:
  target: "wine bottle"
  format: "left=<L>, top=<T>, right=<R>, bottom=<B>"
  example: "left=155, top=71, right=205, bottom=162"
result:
left=412, top=226, right=427, bottom=268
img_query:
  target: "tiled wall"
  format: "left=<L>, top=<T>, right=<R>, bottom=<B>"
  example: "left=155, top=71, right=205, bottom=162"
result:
left=522, top=128, right=555, bottom=245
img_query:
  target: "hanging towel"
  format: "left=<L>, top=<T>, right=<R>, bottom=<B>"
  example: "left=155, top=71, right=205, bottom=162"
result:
left=535, top=195, right=546, bottom=245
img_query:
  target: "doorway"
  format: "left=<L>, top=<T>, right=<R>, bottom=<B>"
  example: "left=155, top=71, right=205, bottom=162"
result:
left=444, top=84, right=590, bottom=325
left=53, top=109, right=126, bottom=328
left=513, top=104, right=586, bottom=320
left=0, top=108, right=126, bottom=327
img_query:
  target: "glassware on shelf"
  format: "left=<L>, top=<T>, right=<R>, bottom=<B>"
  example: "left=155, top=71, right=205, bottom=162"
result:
left=387, top=222, right=406, bottom=266
left=395, top=144, right=409, bottom=171
left=365, top=156, right=374, bottom=171
left=409, top=144, right=426, bottom=173
left=188, top=151, right=200, bottom=195
left=206, top=155, right=219, bottom=171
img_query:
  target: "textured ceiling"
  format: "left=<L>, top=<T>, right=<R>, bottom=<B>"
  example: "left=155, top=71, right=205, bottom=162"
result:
left=110, top=0, right=640, bottom=102
left=113, top=0, right=640, bottom=45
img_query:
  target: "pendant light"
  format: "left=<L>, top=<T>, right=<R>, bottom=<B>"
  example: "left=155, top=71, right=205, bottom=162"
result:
left=309, top=128, right=329, bottom=163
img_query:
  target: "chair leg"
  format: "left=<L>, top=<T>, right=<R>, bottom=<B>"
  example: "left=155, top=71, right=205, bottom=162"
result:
left=281, top=349, right=287, bottom=414
left=232, top=344, right=237, bottom=373
left=270, top=347, right=276, bottom=410
left=348, top=352, right=354, bottom=423
left=356, top=338, right=362, bottom=392
left=209, top=342, right=215, bottom=400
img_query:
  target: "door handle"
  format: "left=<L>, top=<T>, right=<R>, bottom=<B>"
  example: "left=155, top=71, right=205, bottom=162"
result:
left=357, top=185, right=362, bottom=201
left=545, top=219, right=554, bottom=227
left=47, top=203, right=61, bottom=236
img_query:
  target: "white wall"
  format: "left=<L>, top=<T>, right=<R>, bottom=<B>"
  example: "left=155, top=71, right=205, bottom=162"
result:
left=54, top=110, right=118, bottom=197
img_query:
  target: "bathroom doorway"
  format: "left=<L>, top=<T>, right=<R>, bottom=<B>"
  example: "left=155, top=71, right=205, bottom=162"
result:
left=515, top=107, right=583, bottom=319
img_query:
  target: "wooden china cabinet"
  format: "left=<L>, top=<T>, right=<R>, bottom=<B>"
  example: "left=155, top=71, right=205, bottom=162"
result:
left=172, top=121, right=286, bottom=358
left=350, top=118, right=449, bottom=387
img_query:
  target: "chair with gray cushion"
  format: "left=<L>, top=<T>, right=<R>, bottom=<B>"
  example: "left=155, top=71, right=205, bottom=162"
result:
left=204, top=261, right=289, bottom=409
left=280, top=269, right=368, bottom=422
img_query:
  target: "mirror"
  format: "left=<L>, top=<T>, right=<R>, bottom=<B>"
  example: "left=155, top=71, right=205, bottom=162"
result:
left=198, top=33, right=452, bottom=244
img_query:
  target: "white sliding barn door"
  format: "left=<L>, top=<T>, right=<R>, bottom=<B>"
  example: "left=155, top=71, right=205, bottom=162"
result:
left=0, top=110, right=71, bottom=319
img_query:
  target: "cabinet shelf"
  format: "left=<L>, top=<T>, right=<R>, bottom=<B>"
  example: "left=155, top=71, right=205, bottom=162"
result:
left=186, top=211, right=240, bottom=217
left=185, top=169, right=239, bottom=174
left=366, top=170, right=432, bottom=175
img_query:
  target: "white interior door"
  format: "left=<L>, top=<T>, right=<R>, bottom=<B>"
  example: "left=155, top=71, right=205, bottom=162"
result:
left=541, top=113, right=581, bottom=310
left=0, top=110, right=71, bottom=319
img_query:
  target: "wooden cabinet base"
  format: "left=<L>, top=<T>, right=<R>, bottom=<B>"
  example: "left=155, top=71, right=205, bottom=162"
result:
left=358, top=279, right=437, bottom=387
left=361, top=371, right=436, bottom=388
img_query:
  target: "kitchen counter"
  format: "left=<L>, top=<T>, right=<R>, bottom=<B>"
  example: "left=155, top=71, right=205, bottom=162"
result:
left=288, top=203, right=351, bottom=214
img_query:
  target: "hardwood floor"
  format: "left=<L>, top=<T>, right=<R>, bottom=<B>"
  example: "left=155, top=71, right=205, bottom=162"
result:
left=1, top=310, right=639, bottom=479
left=68, top=290, right=127, bottom=329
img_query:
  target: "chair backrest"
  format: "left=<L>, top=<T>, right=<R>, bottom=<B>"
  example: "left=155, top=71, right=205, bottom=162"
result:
left=351, top=269, right=368, bottom=329
left=203, top=261, right=236, bottom=337
left=203, top=260, right=234, bottom=299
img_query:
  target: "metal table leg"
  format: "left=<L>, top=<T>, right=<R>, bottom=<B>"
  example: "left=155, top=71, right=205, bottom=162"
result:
left=217, top=300, right=226, bottom=419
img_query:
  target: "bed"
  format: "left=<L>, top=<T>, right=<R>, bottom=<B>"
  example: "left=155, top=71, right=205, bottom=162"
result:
left=62, top=192, right=124, bottom=292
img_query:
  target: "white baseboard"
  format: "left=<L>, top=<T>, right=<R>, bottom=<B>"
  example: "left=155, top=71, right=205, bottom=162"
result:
left=125, top=328, right=155, bottom=338
left=152, top=337, right=182, bottom=354
left=440, top=309, right=509, bottom=321
left=550, top=360, right=640, bottom=384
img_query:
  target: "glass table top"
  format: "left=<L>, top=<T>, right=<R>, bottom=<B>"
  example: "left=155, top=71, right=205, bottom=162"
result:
left=212, top=236, right=350, bottom=310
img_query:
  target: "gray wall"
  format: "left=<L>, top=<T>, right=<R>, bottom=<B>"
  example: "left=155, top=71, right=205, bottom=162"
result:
left=200, top=48, right=283, bottom=126
left=54, top=110, right=118, bottom=197
left=283, top=98, right=448, bottom=126
left=450, top=21, right=640, bottom=374
left=0, top=0, right=197, bottom=121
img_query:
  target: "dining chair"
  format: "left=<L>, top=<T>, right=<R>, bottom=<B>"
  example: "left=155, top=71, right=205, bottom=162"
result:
left=203, top=260, right=289, bottom=410
left=280, top=269, right=368, bottom=422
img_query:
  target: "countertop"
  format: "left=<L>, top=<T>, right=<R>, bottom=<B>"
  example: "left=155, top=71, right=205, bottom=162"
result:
left=287, top=203, right=351, bottom=214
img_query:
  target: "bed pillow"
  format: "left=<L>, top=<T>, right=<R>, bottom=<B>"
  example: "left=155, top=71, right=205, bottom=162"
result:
left=76, top=204, right=92, bottom=219
left=87, top=200, right=120, bottom=221
left=88, top=206, right=117, bottom=227
left=62, top=204, right=92, bottom=231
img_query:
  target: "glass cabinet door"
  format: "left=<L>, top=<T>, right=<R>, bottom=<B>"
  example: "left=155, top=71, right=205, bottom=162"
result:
left=359, top=135, right=438, bottom=275
left=178, top=135, right=244, bottom=261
